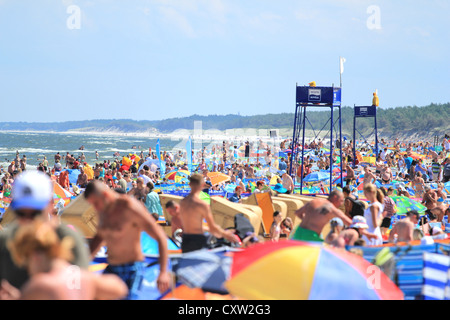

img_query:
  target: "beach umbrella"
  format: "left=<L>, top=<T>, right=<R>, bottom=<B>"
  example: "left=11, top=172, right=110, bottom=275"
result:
left=277, top=152, right=288, bottom=158
left=160, top=284, right=236, bottom=300
left=63, top=169, right=81, bottom=185
left=53, top=181, right=73, bottom=199
left=166, top=169, right=190, bottom=181
left=303, top=171, right=330, bottom=183
left=200, top=191, right=211, bottom=205
left=52, top=181, right=74, bottom=208
left=207, top=172, right=231, bottom=186
left=269, top=175, right=280, bottom=185
left=390, top=196, right=427, bottom=215
left=175, top=249, right=232, bottom=294
left=225, top=241, right=404, bottom=300
left=165, top=170, right=178, bottom=181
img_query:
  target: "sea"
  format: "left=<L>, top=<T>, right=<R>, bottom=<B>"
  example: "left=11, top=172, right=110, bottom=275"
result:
left=0, top=131, right=182, bottom=170
left=0, top=131, right=282, bottom=171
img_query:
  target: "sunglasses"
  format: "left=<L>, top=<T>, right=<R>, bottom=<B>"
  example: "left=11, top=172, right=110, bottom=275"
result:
left=15, top=210, right=41, bottom=219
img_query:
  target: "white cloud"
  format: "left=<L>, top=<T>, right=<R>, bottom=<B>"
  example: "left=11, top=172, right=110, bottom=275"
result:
left=158, top=6, right=196, bottom=38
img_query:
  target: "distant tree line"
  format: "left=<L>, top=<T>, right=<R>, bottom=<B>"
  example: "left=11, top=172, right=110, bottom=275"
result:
left=0, top=102, right=448, bottom=136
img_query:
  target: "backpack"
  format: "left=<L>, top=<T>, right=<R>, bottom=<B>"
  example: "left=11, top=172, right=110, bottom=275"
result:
left=346, top=197, right=366, bottom=218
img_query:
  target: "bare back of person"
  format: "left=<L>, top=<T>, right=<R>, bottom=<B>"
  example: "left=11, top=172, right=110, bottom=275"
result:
left=21, top=261, right=95, bottom=300
left=389, top=219, right=414, bottom=243
left=97, top=197, right=145, bottom=265
left=363, top=170, right=376, bottom=186
left=332, top=229, right=360, bottom=248
left=179, top=193, right=209, bottom=235
left=19, top=259, right=127, bottom=300
left=414, top=177, right=425, bottom=191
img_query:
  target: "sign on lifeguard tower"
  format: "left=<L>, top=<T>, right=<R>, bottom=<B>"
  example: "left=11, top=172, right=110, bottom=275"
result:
left=296, top=86, right=341, bottom=106
left=354, top=106, right=377, bottom=118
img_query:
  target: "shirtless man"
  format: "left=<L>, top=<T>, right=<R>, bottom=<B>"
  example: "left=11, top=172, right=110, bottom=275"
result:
left=388, top=210, right=420, bottom=243
left=84, top=181, right=171, bottom=299
left=179, top=174, right=238, bottom=253
left=127, top=177, right=147, bottom=202
left=363, top=166, right=377, bottom=187
left=281, top=171, right=294, bottom=194
left=165, top=200, right=183, bottom=238
left=77, top=168, right=88, bottom=188
left=291, top=198, right=352, bottom=242
left=345, top=163, right=355, bottom=186
left=381, top=164, right=393, bottom=184
left=65, top=152, right=72, bottom=168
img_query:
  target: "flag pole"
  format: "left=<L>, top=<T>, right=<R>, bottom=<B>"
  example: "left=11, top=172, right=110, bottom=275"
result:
left=339, top=56, right=342, bottom=88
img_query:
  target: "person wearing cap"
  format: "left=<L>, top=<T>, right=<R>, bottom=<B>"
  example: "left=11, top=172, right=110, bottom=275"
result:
left=229, top=186, right=243, bottom=203
left=388, top=210, right=420, bottom=243
left=0, top=171, right=90, bottom=291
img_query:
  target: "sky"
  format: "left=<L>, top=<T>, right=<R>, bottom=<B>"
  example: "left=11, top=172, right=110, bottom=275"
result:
left=0, top=0, right=449, bottom=123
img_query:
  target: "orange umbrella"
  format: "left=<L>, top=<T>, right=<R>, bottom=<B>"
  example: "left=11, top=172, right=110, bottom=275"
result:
left=207, top=172, right=231, bottom=186
left=402, top=152, right=426, bottom=160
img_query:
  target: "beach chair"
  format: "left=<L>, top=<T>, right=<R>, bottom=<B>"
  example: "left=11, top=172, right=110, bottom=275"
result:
left=243, top=193, right=285, bottom=237
left=347, top=243, right=440, bottom=300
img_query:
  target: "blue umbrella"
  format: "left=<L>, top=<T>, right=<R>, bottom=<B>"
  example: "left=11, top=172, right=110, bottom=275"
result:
left=303, top=171, right=330, bottom=182
left=175, top=249, right=232, bottom=294
left=63, top=169, right=81, bottom=184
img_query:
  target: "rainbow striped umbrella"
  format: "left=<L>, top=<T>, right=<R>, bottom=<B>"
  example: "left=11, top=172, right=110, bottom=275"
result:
left=225, top=241, right=404, bottom=300
left=165, top=169, right=190, bottom=181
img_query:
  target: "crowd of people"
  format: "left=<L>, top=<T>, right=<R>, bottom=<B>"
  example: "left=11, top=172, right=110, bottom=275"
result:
left=0, top=134, right=449, bottom=300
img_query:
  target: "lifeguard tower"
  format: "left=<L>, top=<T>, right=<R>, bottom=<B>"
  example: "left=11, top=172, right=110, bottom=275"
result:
left=289, top=84, right=343, bottom=194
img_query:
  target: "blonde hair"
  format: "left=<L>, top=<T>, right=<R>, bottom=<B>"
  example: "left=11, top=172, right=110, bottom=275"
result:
left=363, top=183, right=384, bottom=203
left=8, top=219, right=74, bottom=268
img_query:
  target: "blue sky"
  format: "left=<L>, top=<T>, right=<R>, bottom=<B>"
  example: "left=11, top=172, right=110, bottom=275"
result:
left=0, top=0, right=449, bottom=122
